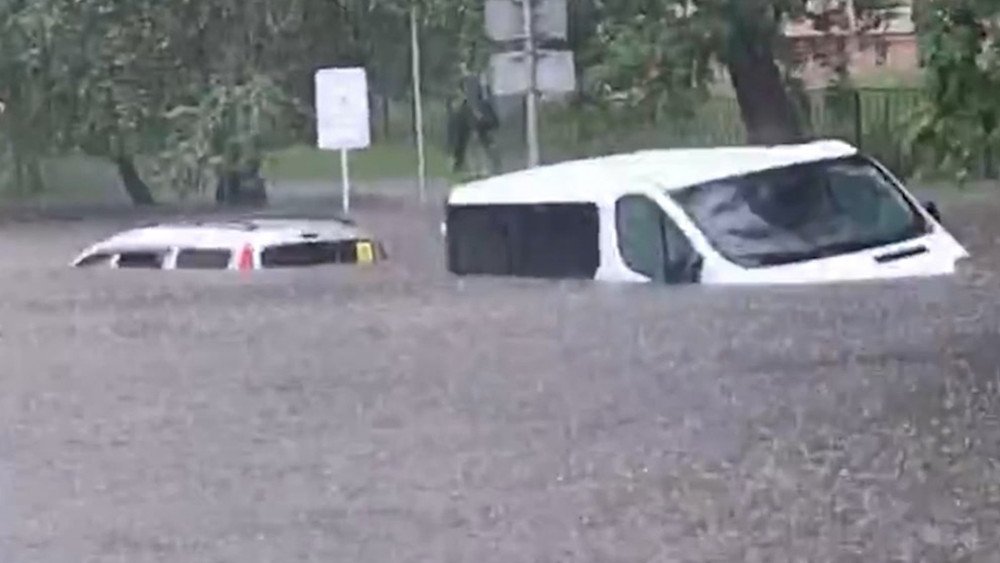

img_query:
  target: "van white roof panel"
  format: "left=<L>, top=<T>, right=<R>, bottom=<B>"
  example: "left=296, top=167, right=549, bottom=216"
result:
left=449, top=140, right=858, bottom=206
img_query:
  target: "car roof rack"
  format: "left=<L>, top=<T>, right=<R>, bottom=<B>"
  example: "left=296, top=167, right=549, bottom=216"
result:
left=136, top=219, right=260, bottom=231
left=135, top=214, right=356, bottom=232
left=242, top=212, right=357, bottom=226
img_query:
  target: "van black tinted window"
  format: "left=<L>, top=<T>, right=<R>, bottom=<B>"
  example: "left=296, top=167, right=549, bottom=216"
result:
left=76, top=253, right=112, bottom=268
left=117, top=251, right=165, bottom=269
left=261, top=241, right=358, bottom=267
left=447, top=203, right=600, bottom=279
left=176, top=249, right=232, bottom=270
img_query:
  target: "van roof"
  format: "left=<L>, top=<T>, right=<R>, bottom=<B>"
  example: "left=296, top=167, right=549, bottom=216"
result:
left=449, top=140, right=858, bottom=206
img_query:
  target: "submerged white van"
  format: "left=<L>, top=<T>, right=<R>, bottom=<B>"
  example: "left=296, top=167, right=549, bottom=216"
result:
left=445, top=140, right=969, bottom=285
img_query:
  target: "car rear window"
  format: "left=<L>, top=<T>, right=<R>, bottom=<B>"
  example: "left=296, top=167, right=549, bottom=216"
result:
left=175, top=248, right=232, bottom=270
left=117, top=251, right=166, bottom=269
left=260, top=240, right=361, bottom=268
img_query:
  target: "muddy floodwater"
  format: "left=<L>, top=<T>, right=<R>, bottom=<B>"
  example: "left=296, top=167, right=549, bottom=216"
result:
left=0, top=191, right=998, bottom=561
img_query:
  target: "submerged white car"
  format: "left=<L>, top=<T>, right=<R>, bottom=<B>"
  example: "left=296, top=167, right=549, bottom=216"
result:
left=72, top=217, right=386, bottom=271
left=445, top=140, right=969, bottom=285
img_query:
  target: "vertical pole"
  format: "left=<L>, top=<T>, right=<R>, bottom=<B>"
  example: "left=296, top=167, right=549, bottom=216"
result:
left=844, top=0, right=858, bottom=31
left=853, top=90, right=863, bottom=151
left=411, top=4, right=427, bottom=203
left=340, top=148, right=350, bottom=214
left=383, top=96, right=390, bottom=141
left=368, top=90, right=377, bottom=141
left=522, top=0, right=540, bottom=168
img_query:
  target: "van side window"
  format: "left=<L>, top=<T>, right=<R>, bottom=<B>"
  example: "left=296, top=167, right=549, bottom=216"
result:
left=117, top=251, right=166, bottom=269
left=447, top=203, right=600, bottom=279
left=616, top=195, right=700, bottom=284
left=76, top=253, right=112, bottom=268
left=261, top=241, right=357, bottom=267
left=447, top=205, right=512, bottom=276
left=176, top=249, right=232, bottom=270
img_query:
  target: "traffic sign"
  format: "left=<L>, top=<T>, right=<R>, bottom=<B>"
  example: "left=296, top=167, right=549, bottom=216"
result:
left=489, top=50, right=576, bottom=96
left=315, top=67, right=371, bottom=151
left=314, top=67, right=371, bottom=214
left=485, top=0, right=567, bottom=41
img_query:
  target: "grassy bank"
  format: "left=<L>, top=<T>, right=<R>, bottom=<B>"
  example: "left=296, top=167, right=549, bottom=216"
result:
left=264, top=142, right=456, bottom=183
left=0, top=142, right=457, bottom=205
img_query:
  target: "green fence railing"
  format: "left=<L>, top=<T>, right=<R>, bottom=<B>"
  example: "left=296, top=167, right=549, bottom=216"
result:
left=372, top=87, right=997, bottom=181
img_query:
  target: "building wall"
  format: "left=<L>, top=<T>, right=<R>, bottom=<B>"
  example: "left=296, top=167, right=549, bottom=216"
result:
left=784, top=0, right=920, bottom=87
left=790, top=33, right=920, bottom=87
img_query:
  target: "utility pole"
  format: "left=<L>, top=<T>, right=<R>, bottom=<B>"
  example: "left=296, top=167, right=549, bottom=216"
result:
left=843, top=0, right=859, bottom=77
left=844, top=0, right=858, bottom=31
left=410, top=3, right=427, bottom=202
left=521, top=0, right=540, bottom=168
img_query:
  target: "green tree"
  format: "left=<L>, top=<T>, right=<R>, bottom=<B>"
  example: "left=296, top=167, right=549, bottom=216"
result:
left=0, top=0, right=353, bottom=204
left=581, top=0, right=900, bottom=144
left=912, top=0, right=999, bottom=181
left=0, top=0, right=69, bottom=195
left=152, top=0, right=318, bottom=204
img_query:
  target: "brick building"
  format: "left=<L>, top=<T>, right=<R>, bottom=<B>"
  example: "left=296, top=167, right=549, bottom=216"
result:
left=785, top=1, right=919, bottom=87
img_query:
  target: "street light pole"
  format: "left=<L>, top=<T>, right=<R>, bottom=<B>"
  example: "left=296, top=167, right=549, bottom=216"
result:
left=410, top=3, right=427, bottom=202
left=521, top=0, right=540, bottom=168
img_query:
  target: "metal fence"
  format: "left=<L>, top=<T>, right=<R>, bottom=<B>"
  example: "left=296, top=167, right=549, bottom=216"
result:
left=370, top=87, right=998, bottom=181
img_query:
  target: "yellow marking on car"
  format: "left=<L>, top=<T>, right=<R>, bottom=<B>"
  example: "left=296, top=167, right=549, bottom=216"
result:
left=356, top=241, right=375, bottom=264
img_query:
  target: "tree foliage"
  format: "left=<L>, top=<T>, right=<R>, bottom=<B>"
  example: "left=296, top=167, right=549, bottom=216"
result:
left=0, top=0, right=488, bottom=201
left=580, top=0, right=901, bottom=143
left=0, top=0, right=986, bottom=200
left=912, top=0, right=1000, bottom=182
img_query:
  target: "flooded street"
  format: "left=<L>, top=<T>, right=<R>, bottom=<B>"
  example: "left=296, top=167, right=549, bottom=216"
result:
left=0, top=191, right=998, bottom=561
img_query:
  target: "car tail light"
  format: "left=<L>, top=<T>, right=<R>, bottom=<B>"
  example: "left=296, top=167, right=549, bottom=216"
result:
left=237, top=244, right=254, bottom=271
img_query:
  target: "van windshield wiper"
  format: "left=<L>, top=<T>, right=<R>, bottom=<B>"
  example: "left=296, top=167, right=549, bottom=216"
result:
left=809, top=229, right=924, bottom=258
left=738, top=250, right=825, bottom=267
left=738, top=232, right=923, bottom=267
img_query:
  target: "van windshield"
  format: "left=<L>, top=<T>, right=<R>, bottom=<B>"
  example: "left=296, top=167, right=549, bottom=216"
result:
left=670, top=156, right=928, bottom=268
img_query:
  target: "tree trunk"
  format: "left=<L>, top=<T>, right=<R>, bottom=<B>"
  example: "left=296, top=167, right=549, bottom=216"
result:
left=116, top=156, right=156, bottom=206
left=11, top=146, right=45, bottom=195
left=13, top=156, right=24, bottom=196
left=725, top=25, right=805, bottom=145
left=25, top=158, right=44, bottom=194
left=215, top=170, right=240, bottom=204
left=214, top=159, right=267, bottom=207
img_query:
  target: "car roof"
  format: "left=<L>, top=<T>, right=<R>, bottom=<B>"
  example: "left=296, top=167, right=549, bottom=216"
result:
left=448, top=139, right=859, bottom=206
left=76, top=217, right=370, bottom=257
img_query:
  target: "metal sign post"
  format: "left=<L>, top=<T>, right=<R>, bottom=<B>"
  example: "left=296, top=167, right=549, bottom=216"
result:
left=340, top=149, right=350, bottom=214
left=486, top=0, right=574, bottom=170
left=315, top=67, right=371, bottom=215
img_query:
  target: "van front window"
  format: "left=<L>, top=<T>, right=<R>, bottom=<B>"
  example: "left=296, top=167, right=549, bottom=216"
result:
left=670, top=156, right=928, bottom=268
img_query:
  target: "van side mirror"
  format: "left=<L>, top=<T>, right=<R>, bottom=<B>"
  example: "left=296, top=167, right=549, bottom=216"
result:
left=923, top=200, right=941, bottom=222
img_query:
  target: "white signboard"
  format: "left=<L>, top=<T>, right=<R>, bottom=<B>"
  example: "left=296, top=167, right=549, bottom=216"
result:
left=485, top=0, right=568, bottom=41
left=315, top=67, right=371, bottom=151
left=490, top=50, right=576, bottom=96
